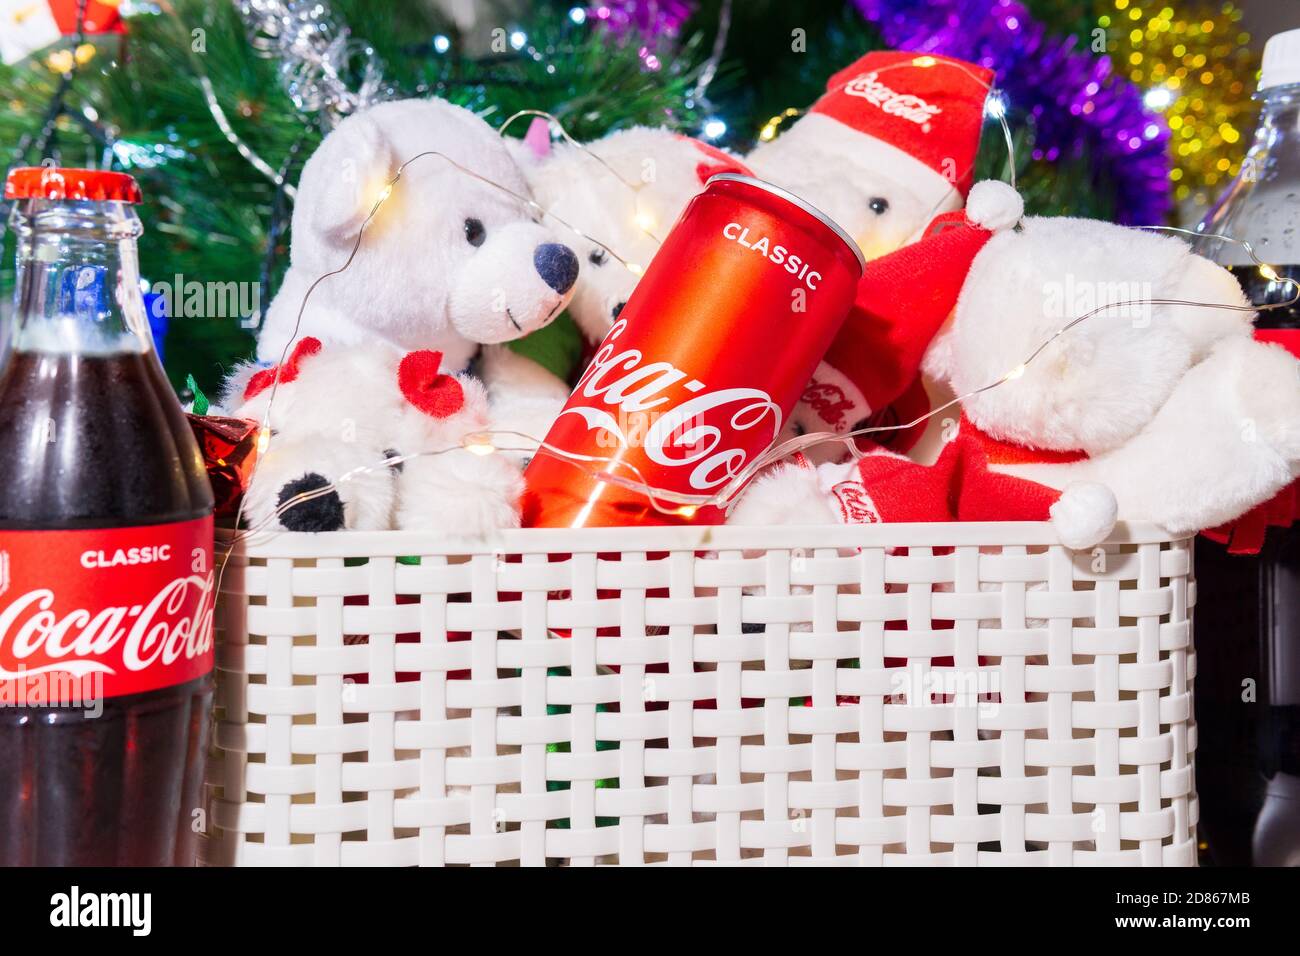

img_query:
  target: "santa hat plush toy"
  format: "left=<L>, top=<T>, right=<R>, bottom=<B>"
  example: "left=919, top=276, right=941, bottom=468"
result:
left=747, top=50, right=994, bottom=261
left=749, top=51, right=996, bottom=456
left=1, top=0, right=125, bottom=65
left=788, top=179, right=1024, bottom=456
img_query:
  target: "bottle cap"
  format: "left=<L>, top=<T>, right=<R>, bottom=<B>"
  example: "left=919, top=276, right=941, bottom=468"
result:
left=1260, top=28, right=1300, bottom=92
left=4, top=167, right=142, bottom=204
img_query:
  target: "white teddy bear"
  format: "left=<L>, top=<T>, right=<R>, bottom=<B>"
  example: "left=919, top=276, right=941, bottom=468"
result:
left=731, top=185, right=1300, bottom=548
left=226, top=337, right=522, bottom=534
left=255, top=98, right=580, bottom=417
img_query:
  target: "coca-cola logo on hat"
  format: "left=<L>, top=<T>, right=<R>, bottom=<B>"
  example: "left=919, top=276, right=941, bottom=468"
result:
left=842, top=71, right=943, bottom=131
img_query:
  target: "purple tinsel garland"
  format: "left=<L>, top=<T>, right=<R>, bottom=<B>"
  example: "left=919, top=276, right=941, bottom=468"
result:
left=855, top=0, right=1172, bottom=224
left=587, top=2, right=695, bottom=39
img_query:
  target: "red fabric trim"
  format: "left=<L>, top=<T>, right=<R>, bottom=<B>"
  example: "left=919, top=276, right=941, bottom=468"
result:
left=667, top=133, right=753, bottom=185
left=243, top=337, right=322, bottom=399
left=961, top=414, right=1088, bottom=466
left=1257, top=328, right=1300, bottom=359
left=1202, top=481, right=1299, bottom=554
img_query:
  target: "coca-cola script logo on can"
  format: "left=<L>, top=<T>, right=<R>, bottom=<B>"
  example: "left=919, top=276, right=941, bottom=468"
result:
left=0, top=516, right=214, bottom=704
left=559, top=318, right=784, bottom=493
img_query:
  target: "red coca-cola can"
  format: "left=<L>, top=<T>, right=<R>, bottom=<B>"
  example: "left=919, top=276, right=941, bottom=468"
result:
left=523, top=173, right=865, bottom=528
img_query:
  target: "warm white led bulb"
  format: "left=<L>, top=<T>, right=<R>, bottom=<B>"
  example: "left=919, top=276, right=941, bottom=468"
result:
left=462, top=434, right=496, bottom=456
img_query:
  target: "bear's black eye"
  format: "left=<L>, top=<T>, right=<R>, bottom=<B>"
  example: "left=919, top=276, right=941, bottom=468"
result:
left=869, top=197, right=890, bottom=216
left=588, top=248, right=608, bottom=267
left=464, top=218, right=486, bottom=247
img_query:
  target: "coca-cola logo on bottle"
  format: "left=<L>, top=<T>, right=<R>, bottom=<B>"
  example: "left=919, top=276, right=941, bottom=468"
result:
left=0, top=517, right=215, bottom=701
left=0, top=573, right=215, bottom=681
left=560, top=319, right=783, bottom=492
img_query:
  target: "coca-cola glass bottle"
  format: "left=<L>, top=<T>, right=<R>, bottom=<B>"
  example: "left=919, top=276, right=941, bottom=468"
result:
left=0, top=167, right=215, bottom=866
left=1193, top=29, right=1300, bottom=866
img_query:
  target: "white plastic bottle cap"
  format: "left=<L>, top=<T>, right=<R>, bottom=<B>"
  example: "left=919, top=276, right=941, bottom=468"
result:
left=1260, top=28, right=1300, bottom=91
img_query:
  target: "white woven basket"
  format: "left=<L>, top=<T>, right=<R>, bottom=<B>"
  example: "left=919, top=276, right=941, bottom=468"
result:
left=202, top=521, right=1198, bottom=866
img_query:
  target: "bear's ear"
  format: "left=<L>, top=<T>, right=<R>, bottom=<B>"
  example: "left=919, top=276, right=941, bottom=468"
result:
left=521, top=116, right=553, bottom=161
left=502, top=117, right=552, bottom=174
left=296, top=111, right=397, bottom=244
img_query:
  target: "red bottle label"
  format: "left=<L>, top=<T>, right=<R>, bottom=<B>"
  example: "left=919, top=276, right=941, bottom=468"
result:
left=0, top=516, right=215, bottom=704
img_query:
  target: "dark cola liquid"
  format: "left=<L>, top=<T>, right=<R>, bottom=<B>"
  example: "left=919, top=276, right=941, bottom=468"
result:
left=1194, top=265, right=1300, bottom=866
left=0, top=349, right=214, bottom=866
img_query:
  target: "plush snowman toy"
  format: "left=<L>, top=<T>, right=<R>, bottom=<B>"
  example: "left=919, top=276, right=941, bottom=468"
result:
left=515, top=51, right=995, bottom=456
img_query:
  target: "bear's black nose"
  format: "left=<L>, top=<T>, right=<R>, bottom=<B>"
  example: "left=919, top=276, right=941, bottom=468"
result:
left=277, top=472, right=345, bottom=532
left=534, top=243, right=579, bottom=295
left=611, top=301, right=626, bottom=319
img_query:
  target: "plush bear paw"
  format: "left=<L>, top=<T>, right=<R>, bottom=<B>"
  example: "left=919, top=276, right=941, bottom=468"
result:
left=394, top=451, right=523, bottom=536
left=243, top=438, right=396, bottom=533
left=1050, top=481, right=1118, bottom=550
left=729, top=463, right=838, bottom=527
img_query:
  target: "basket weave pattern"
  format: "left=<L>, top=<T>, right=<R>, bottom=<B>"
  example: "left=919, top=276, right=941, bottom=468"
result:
left=203, top=523, right=1198, bottom=866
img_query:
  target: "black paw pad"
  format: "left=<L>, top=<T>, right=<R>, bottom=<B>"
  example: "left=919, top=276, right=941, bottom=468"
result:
left=277, top=472, right=345, bottom=532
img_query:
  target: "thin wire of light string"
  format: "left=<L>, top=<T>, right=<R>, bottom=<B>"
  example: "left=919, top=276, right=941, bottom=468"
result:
left=221, top=77, right=1297, bottom=552
left=215, top=146, right=658, bottom=582
left=250, top=228, right=1297, bottom=531
left=498, top=58, right=1014, bottom=267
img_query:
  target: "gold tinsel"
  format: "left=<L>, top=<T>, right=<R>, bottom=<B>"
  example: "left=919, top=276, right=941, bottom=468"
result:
left=1102, top=0, right=1260, bottom=204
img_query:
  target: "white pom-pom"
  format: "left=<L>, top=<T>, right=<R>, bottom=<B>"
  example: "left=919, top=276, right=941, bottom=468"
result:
left=1049, top=481, right=1118, bottom=550
left=966, top=180, right=1024, bottom=232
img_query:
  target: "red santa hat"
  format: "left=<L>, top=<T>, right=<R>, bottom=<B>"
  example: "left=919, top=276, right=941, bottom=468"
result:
left=807, top=50, right=995, bottom=214
left=798, top=180, right=1024, bottom=442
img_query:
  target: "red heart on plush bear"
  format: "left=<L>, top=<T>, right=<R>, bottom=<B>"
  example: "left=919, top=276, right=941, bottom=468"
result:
left=398, top=349, right=465, bottom=419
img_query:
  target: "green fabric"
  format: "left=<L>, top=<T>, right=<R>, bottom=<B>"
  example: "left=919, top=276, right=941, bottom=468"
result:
left=506, top=312, right=584, bottom=383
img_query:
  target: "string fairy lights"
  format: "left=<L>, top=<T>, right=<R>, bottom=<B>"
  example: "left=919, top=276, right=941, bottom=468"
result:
left=758, top=108, right=802, bottom=143
left=218, top=83, right=1299, bottom=564
left=498, top=108, right=667, bottom=254
left=498, top=58, right=1016, bottom=277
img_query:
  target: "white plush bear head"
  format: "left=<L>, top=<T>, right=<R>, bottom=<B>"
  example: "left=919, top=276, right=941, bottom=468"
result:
left=516, top=126, right=748, bottom=344
left=923, top=216, right=1255, bottom=455
left=257, top=98, right=579, bottom=366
